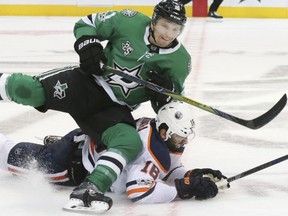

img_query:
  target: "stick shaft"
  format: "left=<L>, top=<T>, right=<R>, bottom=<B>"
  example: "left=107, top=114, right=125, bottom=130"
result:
left=228, top=154, right=288, bottom=183
left=103, top=65, right=287, bottom=130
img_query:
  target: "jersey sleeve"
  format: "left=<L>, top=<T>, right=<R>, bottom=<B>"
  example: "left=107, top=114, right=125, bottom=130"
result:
left=125, top=161, right=178, bottom=203
left=163, top=165, right=188, bottom=185
left=73, top=11, right=120, bottom=40
left=162, top=149, right=188, bottom=184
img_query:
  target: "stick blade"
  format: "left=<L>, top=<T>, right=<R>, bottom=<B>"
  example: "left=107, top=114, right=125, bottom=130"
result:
left=245, top=94, right=287, bottom=129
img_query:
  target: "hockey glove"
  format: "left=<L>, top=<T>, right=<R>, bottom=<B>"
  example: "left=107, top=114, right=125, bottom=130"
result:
left=175, top=176, right=218, bottom=200
left=70, top=180, right=113, bottom=209
left=74, top=36, right=107, bottom=76
left=146, top=70, right=174, bottom=108
left=185, top=168, right=230, bottom=189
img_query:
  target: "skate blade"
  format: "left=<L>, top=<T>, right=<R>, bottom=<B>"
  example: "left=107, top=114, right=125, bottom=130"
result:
left=63, top=198, right=109, bottom=214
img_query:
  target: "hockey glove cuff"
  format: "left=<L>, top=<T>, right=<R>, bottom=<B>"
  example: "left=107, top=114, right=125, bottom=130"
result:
left=175, top=176, right=218, bottom=200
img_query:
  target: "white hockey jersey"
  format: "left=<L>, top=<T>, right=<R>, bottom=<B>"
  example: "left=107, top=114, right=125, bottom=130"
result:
left=82, top=118, right=189, bottom=203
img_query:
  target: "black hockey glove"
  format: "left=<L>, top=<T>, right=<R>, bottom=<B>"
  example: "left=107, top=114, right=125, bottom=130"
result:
left=146, top=70, right=174, bottom=108
left=74, top=35, right=107, bottom=76
left=70, top=180, right=112, bottom=209
left=185, top=168, right=230, bottom=190
left=175, top=176, right=218, bottom=200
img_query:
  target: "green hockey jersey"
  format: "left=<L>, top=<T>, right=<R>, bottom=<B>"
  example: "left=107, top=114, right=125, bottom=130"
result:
left=74, top=9, right=191, bottom=112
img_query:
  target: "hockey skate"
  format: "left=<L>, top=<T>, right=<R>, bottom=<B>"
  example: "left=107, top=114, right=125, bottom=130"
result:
left=63, top=181, right=113, bottom=213
left=208, top=11, right=223, bottom=19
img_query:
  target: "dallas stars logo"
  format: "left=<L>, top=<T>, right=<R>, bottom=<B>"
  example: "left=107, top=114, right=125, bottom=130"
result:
left=106, top=63, right=143, bottom=97
left=53, top=80, right=68, bottom=99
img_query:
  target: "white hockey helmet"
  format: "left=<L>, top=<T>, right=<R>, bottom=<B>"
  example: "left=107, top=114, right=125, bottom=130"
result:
left=156, top=100, right=195, bottom=141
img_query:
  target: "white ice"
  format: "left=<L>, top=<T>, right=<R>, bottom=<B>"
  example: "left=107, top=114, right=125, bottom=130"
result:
left=0, top=16, right=288, bottom=216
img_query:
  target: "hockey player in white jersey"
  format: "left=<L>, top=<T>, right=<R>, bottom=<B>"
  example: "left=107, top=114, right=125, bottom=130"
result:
left=0, top=101, right=228, bottom=212
left=107, top=100, right=227, bottom=204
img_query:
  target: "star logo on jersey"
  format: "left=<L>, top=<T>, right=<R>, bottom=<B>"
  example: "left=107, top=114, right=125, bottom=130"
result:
left=106, top=63, right=143, bottom=97
left=53, top=80, right=68, bottom=99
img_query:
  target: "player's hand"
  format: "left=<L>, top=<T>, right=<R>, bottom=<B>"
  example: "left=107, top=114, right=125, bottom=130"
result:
left=146, top=70, right=174, bottom=108
left=185, top=168, right=230, bottom=190
left=175, top=176, right=218, bottom=200
left=74, top=36, right=107, bottom=76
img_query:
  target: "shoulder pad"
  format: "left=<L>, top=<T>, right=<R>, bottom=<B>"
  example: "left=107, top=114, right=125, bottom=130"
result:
left=120, top=9, right=138, bottom=17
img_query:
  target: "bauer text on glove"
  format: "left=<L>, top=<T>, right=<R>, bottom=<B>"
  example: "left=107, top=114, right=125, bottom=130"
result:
left=74, top=35, right=107, bottom=76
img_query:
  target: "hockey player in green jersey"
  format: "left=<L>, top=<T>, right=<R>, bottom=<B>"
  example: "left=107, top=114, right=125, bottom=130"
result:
left=0, top=0, right=191, bottom=211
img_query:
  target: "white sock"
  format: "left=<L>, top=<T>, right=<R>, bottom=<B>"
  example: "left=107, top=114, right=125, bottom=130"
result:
left=0, top=74, right=10, bottom=100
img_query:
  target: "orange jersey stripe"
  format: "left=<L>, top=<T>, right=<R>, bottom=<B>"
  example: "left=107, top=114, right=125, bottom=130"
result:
left=127, top=187, right=150, bottom=196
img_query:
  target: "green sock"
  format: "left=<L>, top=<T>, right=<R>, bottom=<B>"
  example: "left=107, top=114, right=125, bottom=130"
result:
left=87, top=164, right=117, bottom=193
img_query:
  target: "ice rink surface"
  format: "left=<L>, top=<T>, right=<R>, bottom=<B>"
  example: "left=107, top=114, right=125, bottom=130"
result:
left=0, top=16, right=288, bottom=215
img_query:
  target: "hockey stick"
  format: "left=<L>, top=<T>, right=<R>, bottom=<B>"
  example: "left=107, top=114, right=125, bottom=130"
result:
left=216, top=154, right=288, bottom=188
left=102, top=65, right=287, bottom=130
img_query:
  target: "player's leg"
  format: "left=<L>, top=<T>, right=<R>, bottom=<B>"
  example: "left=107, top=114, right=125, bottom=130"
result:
left=40, top=128, right=88, bottom=186
left=68, top=105, right=142, bottom=211
left=36, top=66, right=114, bottom=116
left=6, top=129, right=87, bottom=185
left=75, top=104, right=142, bottom=192
left=208, top=0, right=223, bottom=18
left=0, top=66, right=113, bottom=117
left=0, top=133, right=18, bottom=170
left=0, top=73, right=45, bottom=106
left=8, top=142, right=47, bottom=173
left=87, top=122, right=142, bottom=192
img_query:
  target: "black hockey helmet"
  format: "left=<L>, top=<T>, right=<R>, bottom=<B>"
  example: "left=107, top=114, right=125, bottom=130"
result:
left=152, top=0, right=187, bottom=26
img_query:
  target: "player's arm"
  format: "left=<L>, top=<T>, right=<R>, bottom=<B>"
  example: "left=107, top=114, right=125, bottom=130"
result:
left=125, top=161, right=178, bottom=203
left=162, top=165, right=188, bottom=185
left=126, top=161, right=220, bottom=203
left=73, top=11, right=119, bottom=76
left=73, top=11, right=119, bottom=40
